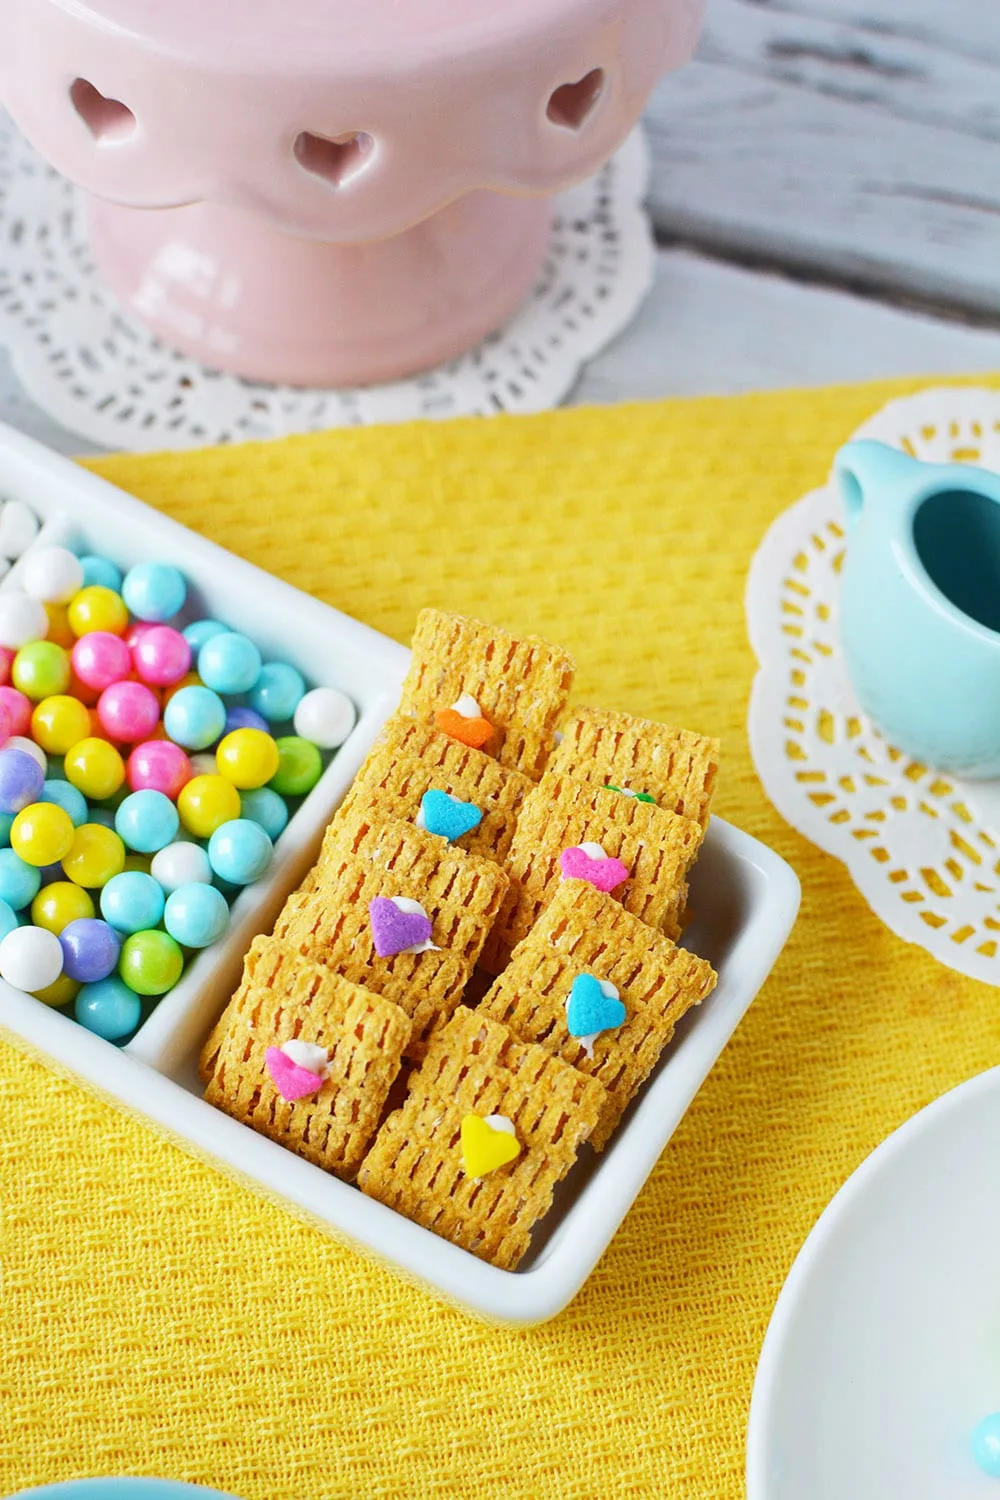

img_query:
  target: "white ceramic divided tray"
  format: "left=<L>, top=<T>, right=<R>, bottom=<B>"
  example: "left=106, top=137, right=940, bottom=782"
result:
left=0, top=422, right=801, bottom=1325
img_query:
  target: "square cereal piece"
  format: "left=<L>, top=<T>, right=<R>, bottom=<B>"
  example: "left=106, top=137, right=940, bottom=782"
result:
left=481, top=771, right=703, bottom=971
left=357, top=1008, right=605, bottom=1270
left=547, top=706, right=720, bottom=830
left=328, top=717, right=532, bottom=864
left=397, top=609, right=574, bottom=780
left=199, top=935, right=410, bottom=1181
left=479, top=880, right=717, bottom=1149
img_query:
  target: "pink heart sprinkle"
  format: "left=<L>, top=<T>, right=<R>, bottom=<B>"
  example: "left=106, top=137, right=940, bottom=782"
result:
left=369, top=896, right=433, bottom=957
left=559, top=846, right=630, bottom=892
left=265, top=1047, right=325, bottom=1102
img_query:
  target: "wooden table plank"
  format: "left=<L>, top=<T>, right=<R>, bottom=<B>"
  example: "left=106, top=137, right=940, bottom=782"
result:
left=644, top=0, right=1000, bottom=315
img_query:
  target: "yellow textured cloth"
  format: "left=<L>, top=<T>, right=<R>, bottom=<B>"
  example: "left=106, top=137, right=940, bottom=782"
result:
left=3, top=375, right=1000, bottom=1499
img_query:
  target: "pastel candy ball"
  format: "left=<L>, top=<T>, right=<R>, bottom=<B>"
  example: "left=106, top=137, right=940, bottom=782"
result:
left=188, top=752, right=217, bottom=777
left=21, top=546, right=84, bottom=604
left=33, top=973, right=80, bottom=1008
left=0, top=924, right=63, bottom=992
left=115, top=789, right=179, bottom=854
left=68, top=586, right=129, bottom=638
left=10, top=802, right=75, bottom=867
left=97, top=680, right=160, bottom=743
left=71, top=631, right=132, bottom=692
left=119, top=929, right=184, bottom=996
left=224, top=706, right=268, bottom=735
left=100, top=870, right=165, bottom=934
left=43, top=603, right=76, bottom=650
left=215, top=728, right=280, bottom=790
left=79, top=555, right=122, bottom=593
left=31, top=695, right=91, bottom=756
left=12, top=640, right=70, bottom=700
left=32, top=881, right=95, bottom=934
left=208, top=818, right=273, bottom=886
left=239, top=786, right=289, bottom=842
left=163, top=685, right=227, bottom=751
left=75, top=977, right=141, bottom=1040
left=164, top=882, right=230, bottom=949
left=59, top=917, right=121, bottom=983
left=127, top=740, right=191, bottom=800
left=0, top=898, right=19, bottom=940
left=62, top=823, right=126, bottom=889
left=39, top=778, right=89, bottom=827
left=65, top=738, right=125, bottom=801
left=0, top=848, right=41, bottom=908
left=294, top=687, right=356, bottom=749
left=122, top=562, right=187, bottom=623
left=0, top=646, right=14, bottom=687
left=0, top=747, right=45, bottom=814
left=183, top=619, right=227, bottom=653
left=149, top=840, right=212, bottom=894
left=0, top=811, right=13, bottom=845
left=269, top=736, right=323, bottom=797
left=0, top=500, right=39, bottom=559
left=0, top=687, right=31, bottom=738
left=178, top=774, right=241, bottom=839
left=198, top=633, right=262, bottom=697
left=7, top=736, right=46, bottom=775
left=248, top=661, right=306, bottom=723
left=132, top=625, right=192, bottom=687
left=0, top=591, right=48, bottom=650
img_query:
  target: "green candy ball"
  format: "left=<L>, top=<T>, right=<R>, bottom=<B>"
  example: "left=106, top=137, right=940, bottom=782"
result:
left=119, top=929, right=184, bottom=996
left=268, top=736, right=322, bottom=797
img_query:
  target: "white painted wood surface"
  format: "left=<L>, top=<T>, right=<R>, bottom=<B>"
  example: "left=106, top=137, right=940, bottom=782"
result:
left=645, top=0, right=1000, bottom=314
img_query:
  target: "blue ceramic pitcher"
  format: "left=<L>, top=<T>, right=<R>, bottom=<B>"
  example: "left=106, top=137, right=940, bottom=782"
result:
left=837, top=438, right=1000, bottom=778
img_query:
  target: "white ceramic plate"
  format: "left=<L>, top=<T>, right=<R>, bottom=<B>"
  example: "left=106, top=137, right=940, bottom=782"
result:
left=0, top=421, right=801, bottom=1325
left=748, top=1067, right=1000, bottom=1499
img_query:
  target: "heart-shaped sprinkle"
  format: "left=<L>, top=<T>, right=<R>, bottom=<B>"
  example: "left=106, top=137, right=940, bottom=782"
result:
left=417, top=789, right=483, bottom=842
left=435, top=708, right=495, bottom=750
left=606, top=783, right=657, bottom=805
left=559, top=842, right=629, bottom=892
left=566, top=974, right=626, bottom=1054
left=369, top=895, right=435, bottom=957
left=461, top=1112, right=521, bottom=1179
left=280, top=1038, right=329, bottom=1076
left=265, top=1046, right=326, bottom=1102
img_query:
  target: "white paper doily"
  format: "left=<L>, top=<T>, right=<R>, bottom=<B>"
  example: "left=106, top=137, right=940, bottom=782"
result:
left=748, top=386, right=1000, bottom=985
left=0, top=114, right=654, bottom=452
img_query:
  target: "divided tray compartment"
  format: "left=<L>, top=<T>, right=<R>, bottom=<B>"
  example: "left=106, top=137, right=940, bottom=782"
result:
left=0, top=422, right=801, bottom=1324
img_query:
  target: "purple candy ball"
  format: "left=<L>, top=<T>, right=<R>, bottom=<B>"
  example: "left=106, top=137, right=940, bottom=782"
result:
left=0, top=747, right=45, bottom=814
left=59, top=918, right=122, bottom=984
left=224, top=706, right=269, bottom=735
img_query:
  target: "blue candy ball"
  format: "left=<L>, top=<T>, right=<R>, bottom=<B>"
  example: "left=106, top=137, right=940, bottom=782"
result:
left=973, top=1413, right=1000, bottom=1478
left=163, top=685, right=227, bottom=751
left=0, top=899, right=20, bottom=940
left=0, top=848, right=42, bottom=910
left=198, top=633, right=262, bottom=697
left=59, top=917, right=121, bottom=983
left=182, top=619, right=227, bottom=653
left=79, top=554, right=123, bottom=592
left=0, top=748, right=45, bottom=815
left=239, top=786, right=289, bottom=842
left=225, top=705, right=269, bottom=736
left=207, top=818, right=273, bottom=886
left=163, top=882, right=230, bottom=949
left=100, top=871, right=166, bottom=935
left=40, top=778, right=89, bottom=827
left=121, top=561, right=187, bottom=623
left=75, top=977, right=142, bottom=1042
left=248, top=662, right=306, bottom=723
left=115, top=788, right=180, bottom=854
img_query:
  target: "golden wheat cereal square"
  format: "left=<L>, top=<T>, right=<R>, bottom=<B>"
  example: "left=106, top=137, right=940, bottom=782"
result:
left=397, top=609, right=574, bottom=780
left=481, top=771, right=703, bottom=971
left=357, top=1008, right=605, bottom=1269
left=479, top=880, right=717, bottom=1149
left=199, top=935, right=410, bottom=1180
left=547, top=706, right=720, bottom=829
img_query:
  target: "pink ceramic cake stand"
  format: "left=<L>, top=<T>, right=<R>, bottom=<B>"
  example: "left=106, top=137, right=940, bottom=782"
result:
left=0, top=0, right=704, bottom=387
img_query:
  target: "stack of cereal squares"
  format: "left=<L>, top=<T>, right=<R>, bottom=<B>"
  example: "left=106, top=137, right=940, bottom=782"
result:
left=200, top=609, right=720, bottom=1269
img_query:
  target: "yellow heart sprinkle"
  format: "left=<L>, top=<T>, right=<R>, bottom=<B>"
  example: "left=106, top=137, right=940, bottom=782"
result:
left=461, top=1113, right=521, bottom=1180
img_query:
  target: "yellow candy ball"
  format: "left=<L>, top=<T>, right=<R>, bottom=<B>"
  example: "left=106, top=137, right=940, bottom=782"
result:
left=62, top=823, right=126, bottom=889
left=10, top=802, right=76, bottom=867
left=123, top=853, right=152, bottom=876
left=67, top=586, right=129, bottom=638
left=31, top=881, right=95, bottom=934
left=33, top=973, right=81, bottom=1008
left=177, top=774, right=241, bottom=839
left=215, top=728, right=280, bottom=790
left=43, top=603, right=76, bottom=649
left=31, top=694, right=92, bottom=755
left=64, top=737, right=126, bottom=801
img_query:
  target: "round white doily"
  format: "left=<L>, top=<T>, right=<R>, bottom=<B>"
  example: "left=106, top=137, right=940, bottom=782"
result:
left=0, top=114, right=654, bottom=452
left=748, top=386, right=1000, bottom=985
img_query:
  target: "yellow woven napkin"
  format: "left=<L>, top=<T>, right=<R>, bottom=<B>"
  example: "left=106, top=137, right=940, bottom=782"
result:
left=4, top=375, right=1000, bottom=1500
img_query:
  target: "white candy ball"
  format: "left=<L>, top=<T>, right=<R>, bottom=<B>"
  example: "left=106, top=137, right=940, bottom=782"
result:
left=0, top=590, right=48, bottom=649
left=0, top=501, right=40, bottom=561
left=21, top=546, right=84, bottom=604
left=7, top=737, right=46, bottom=774
left=0, top=924, right=63, bottom=992
left=293, top=687, right=356, bottom=749
left=188, top=752, right=218, bottom=777
left=151, top=841, right=213, bottom=894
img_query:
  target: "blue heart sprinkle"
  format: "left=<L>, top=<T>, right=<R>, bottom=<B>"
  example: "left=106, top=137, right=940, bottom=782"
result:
left=566, top=973, right=626, bottom=1039
left=420, top=789, right=483, bottom=843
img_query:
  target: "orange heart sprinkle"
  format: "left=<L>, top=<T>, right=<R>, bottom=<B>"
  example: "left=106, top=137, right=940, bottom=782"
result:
left=435, top=708, right=495, bottom=749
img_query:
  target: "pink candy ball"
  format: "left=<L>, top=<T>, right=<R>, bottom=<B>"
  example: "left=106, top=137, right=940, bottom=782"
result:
left=0, top=647, right=14, bottom=688
left=125, top=621, right=155, bottom=652
left=97, top=680, right=160, bottom=744
left=72, top=631, right=132, bottom=692
left=0, top=686, right=32, bottom=738
left=127, top=739, right=192, bottom=800
left=132, top=625, right=192, bottom=688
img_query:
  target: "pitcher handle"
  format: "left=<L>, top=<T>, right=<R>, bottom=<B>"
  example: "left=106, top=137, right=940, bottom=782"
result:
left=833, top=440, right=922, bottom=532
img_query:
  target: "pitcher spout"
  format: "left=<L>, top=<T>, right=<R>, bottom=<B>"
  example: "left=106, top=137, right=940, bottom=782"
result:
left=833, top=440, right=922, bottom=533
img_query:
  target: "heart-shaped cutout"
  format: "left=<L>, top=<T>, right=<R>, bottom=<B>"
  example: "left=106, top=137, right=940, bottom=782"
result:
left=70, top=78, right=136, bottom=144
left=265, top=1046, right=325, bottom=1102
left=419, top=789, right=483, bottom=843
left=546, top=68, right=605, bottom=131
left=293, top=130, right=374, bottom=188
left=566, top=973, right=626, bottom=1041
left=461, top=1113, right=521, bottom=1180
left=369, top=895, right=433, bottom=957
left=560, top=844, right=629, bottom=892
left=435, top=708, right=495, bottom=750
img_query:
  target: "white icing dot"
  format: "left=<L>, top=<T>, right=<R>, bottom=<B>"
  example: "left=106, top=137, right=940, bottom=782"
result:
left=280, top=1039, right=329, bottom=1077
left=391, top=896, right=429, bottom=918
left=452, top=693, right=482, bottom=719
left=578, top=841, right=608, bottom=860
left=484, top=1114, right=517, bottom=1137
left=599, top=979, right=620, bottom=1001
